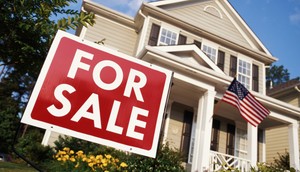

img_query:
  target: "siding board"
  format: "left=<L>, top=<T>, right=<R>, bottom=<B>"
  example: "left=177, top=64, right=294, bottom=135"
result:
left=266, top=127, right=289, bottom=163
left=165, top=1, right=252, bottom=49
left=84, top=15, right=137, bottom=56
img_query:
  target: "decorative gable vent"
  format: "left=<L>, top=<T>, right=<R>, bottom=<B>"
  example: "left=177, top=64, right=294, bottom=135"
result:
left=204, top=5, right=223, bottom=19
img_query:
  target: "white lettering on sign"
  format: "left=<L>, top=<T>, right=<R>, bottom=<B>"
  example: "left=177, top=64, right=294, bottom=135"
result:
left=47, top=49, right=149, bottom=140
left=106, top=100, right=123, bottom=134
left=68, top=49, right=94, bottom=79
left=70, top=93, right=102, bottom=129
left=127, top=106, right=149, bottom=140
left=124, top=69, right=147, bottom=102
left=47, top=84, right=75, bottom=117
left=93, top=60, right=123, bottom=91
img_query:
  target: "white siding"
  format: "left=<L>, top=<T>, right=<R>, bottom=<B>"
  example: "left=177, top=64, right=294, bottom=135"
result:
left=165, top=1, right=252, bottom=50
left=84, top=15, right=138, bottom=56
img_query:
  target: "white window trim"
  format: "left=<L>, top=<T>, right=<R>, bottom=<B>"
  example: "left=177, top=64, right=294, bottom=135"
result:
left=158, top=23, right=180, bottom=46
left=234, top=121, right=248, bottom=159
left=237, top=54, right=252, bottom=90
left=201, top=39, right=219, bottom=64
left=188, top=110, right=197, bottom=164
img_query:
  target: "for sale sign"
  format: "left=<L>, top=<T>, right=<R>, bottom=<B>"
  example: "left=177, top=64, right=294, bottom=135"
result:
left=21, top=30, right=172, bottom=158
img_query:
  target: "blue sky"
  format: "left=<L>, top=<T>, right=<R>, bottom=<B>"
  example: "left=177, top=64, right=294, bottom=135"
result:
left=75, top=0, right=300, bottom=79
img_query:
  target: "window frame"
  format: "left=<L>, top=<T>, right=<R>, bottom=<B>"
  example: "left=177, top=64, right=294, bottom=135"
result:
left=237, top=55, right=252, bottom=90
left=158, top=24, right=180, bottom=46
left=201, top=40, right=219, bottom=64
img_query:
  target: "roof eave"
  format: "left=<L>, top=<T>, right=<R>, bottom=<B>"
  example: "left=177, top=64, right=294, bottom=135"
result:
left=83, top=0, right=137, bottom=30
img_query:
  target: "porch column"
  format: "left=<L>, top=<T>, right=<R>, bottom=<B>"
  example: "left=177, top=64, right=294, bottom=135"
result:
left=192, top=89, right=216, bottom=172
left=247, top=123, right=258, bottom=167
left=288, top=122, right=300, bottom=170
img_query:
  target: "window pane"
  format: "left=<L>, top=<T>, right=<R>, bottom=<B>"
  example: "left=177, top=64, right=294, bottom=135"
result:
left=159, top=28, right=178, bottom=45
left=238, top=59, right=251, bottom=89
left=202, top=44, right=217, bottom=63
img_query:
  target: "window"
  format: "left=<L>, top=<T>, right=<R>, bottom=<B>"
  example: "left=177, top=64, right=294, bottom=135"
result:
left=148, top=23, right=184, bottom=46
left=194, top=40, right=202, bottom=49
left=202, top=44, right=217, bottom=63
left=148, top=24, right=160, bottom=46
left=238, top=59, right=251, bottom=89
left=159, top=28, right=178, bottom=45
left=178, top=34, right=187, bottom=45
left=217, top=51, right=225, bottom=71
left=252, top=64, right=259, bottom=92
left=229, top=55, right=237, bottom=77
left=235, top=128, right=247, bottom=159
left=230, top=55, right=260, bottom=92
left=226, top=124, right=235, bottom=156
left=211, top=119, right=220, bottom=151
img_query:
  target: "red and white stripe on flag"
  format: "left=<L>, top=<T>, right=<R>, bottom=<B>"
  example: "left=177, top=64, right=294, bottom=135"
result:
left=221, top=78, right=270, bottom=127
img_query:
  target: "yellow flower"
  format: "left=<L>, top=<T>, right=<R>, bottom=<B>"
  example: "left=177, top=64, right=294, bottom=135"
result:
left=105, top=154, right=112, bottom=159
left=120, top=162, right=128, bottom=168
left=70, top=157, right=76, bottom=162
left=57, top=157, right=62, bottom=161
left=96, top=155, right=103, bottom=160
left=76, top=150, right=84, bottom=155
left=88, top=162, right=95, bottom=167
left=58, top=150, right=66, bottom=155
left=63, top=154, right=69, bottom=160
left=89, top=155, right=95, bottom=160
left=63, top=147, right=70, bottom=152
left=70, top=150, right=74, bottom=154
left=101, top=159, right=107, bottom=164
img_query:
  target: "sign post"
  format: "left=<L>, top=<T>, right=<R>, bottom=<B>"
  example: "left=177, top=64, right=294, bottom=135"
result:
left=21, top=30, right=173, bottom=158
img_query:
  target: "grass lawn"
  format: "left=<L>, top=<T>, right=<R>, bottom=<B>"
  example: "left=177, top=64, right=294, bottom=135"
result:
left=0, top=161, right=37, bottom=172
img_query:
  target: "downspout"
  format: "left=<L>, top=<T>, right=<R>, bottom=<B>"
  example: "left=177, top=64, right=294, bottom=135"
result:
left=135, top=9, right=149, bottom=56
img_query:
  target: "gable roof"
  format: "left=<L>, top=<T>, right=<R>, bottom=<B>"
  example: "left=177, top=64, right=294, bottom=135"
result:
left=148, top=0, right=272, bottom=57
left=267, top=77, right=300, bottom=96
left=152, top=44, right=225, bottom=74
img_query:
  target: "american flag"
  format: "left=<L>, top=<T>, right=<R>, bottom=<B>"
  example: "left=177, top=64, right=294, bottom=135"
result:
left=221, top=78, right=270, bottom=127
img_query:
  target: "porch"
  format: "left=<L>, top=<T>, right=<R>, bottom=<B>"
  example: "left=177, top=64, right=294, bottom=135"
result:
left=162, top=77, right=300, bottom=172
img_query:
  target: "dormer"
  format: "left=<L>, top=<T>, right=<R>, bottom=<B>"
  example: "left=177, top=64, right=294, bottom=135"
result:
left=135, top=0, right=277, bottom=94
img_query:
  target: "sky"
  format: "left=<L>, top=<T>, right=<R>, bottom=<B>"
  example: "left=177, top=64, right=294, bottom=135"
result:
left=74, top=0, right=300, bottom=79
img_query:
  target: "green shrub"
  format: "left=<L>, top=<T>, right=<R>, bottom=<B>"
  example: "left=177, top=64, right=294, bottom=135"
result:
left=52, top=136, right=185, bottom=171
left=126, top=143, right=185, bottom=172
left=14, top=128, right=54, bottom=169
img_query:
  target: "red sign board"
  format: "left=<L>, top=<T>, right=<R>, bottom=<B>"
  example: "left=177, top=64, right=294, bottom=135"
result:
left=21, top=30, right=172, bottom=158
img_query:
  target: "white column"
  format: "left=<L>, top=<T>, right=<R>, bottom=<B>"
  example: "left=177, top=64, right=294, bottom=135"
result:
left=247, top=123, right=258, bottom=167
left=162, top=100, right=173, bottom=144
left=192, top=90, right=216, bottom=172
left=288, top=122, right=300, bottom=170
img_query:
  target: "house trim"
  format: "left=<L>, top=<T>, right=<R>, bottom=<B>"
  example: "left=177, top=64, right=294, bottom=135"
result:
left=149, top=0, right=272, bottom=56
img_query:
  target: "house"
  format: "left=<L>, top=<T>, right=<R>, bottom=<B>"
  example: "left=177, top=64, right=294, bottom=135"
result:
left=42, top=0, right=300, bottom=171
left=266, top=78, right=300, bottom=163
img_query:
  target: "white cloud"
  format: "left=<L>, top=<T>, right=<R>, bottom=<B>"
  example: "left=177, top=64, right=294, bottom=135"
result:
left=290, top=9, right=300, bottom=25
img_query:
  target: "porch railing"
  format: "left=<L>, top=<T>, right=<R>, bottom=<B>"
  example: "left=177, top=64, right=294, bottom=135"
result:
left=209, top=151, right=251, bottom=172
